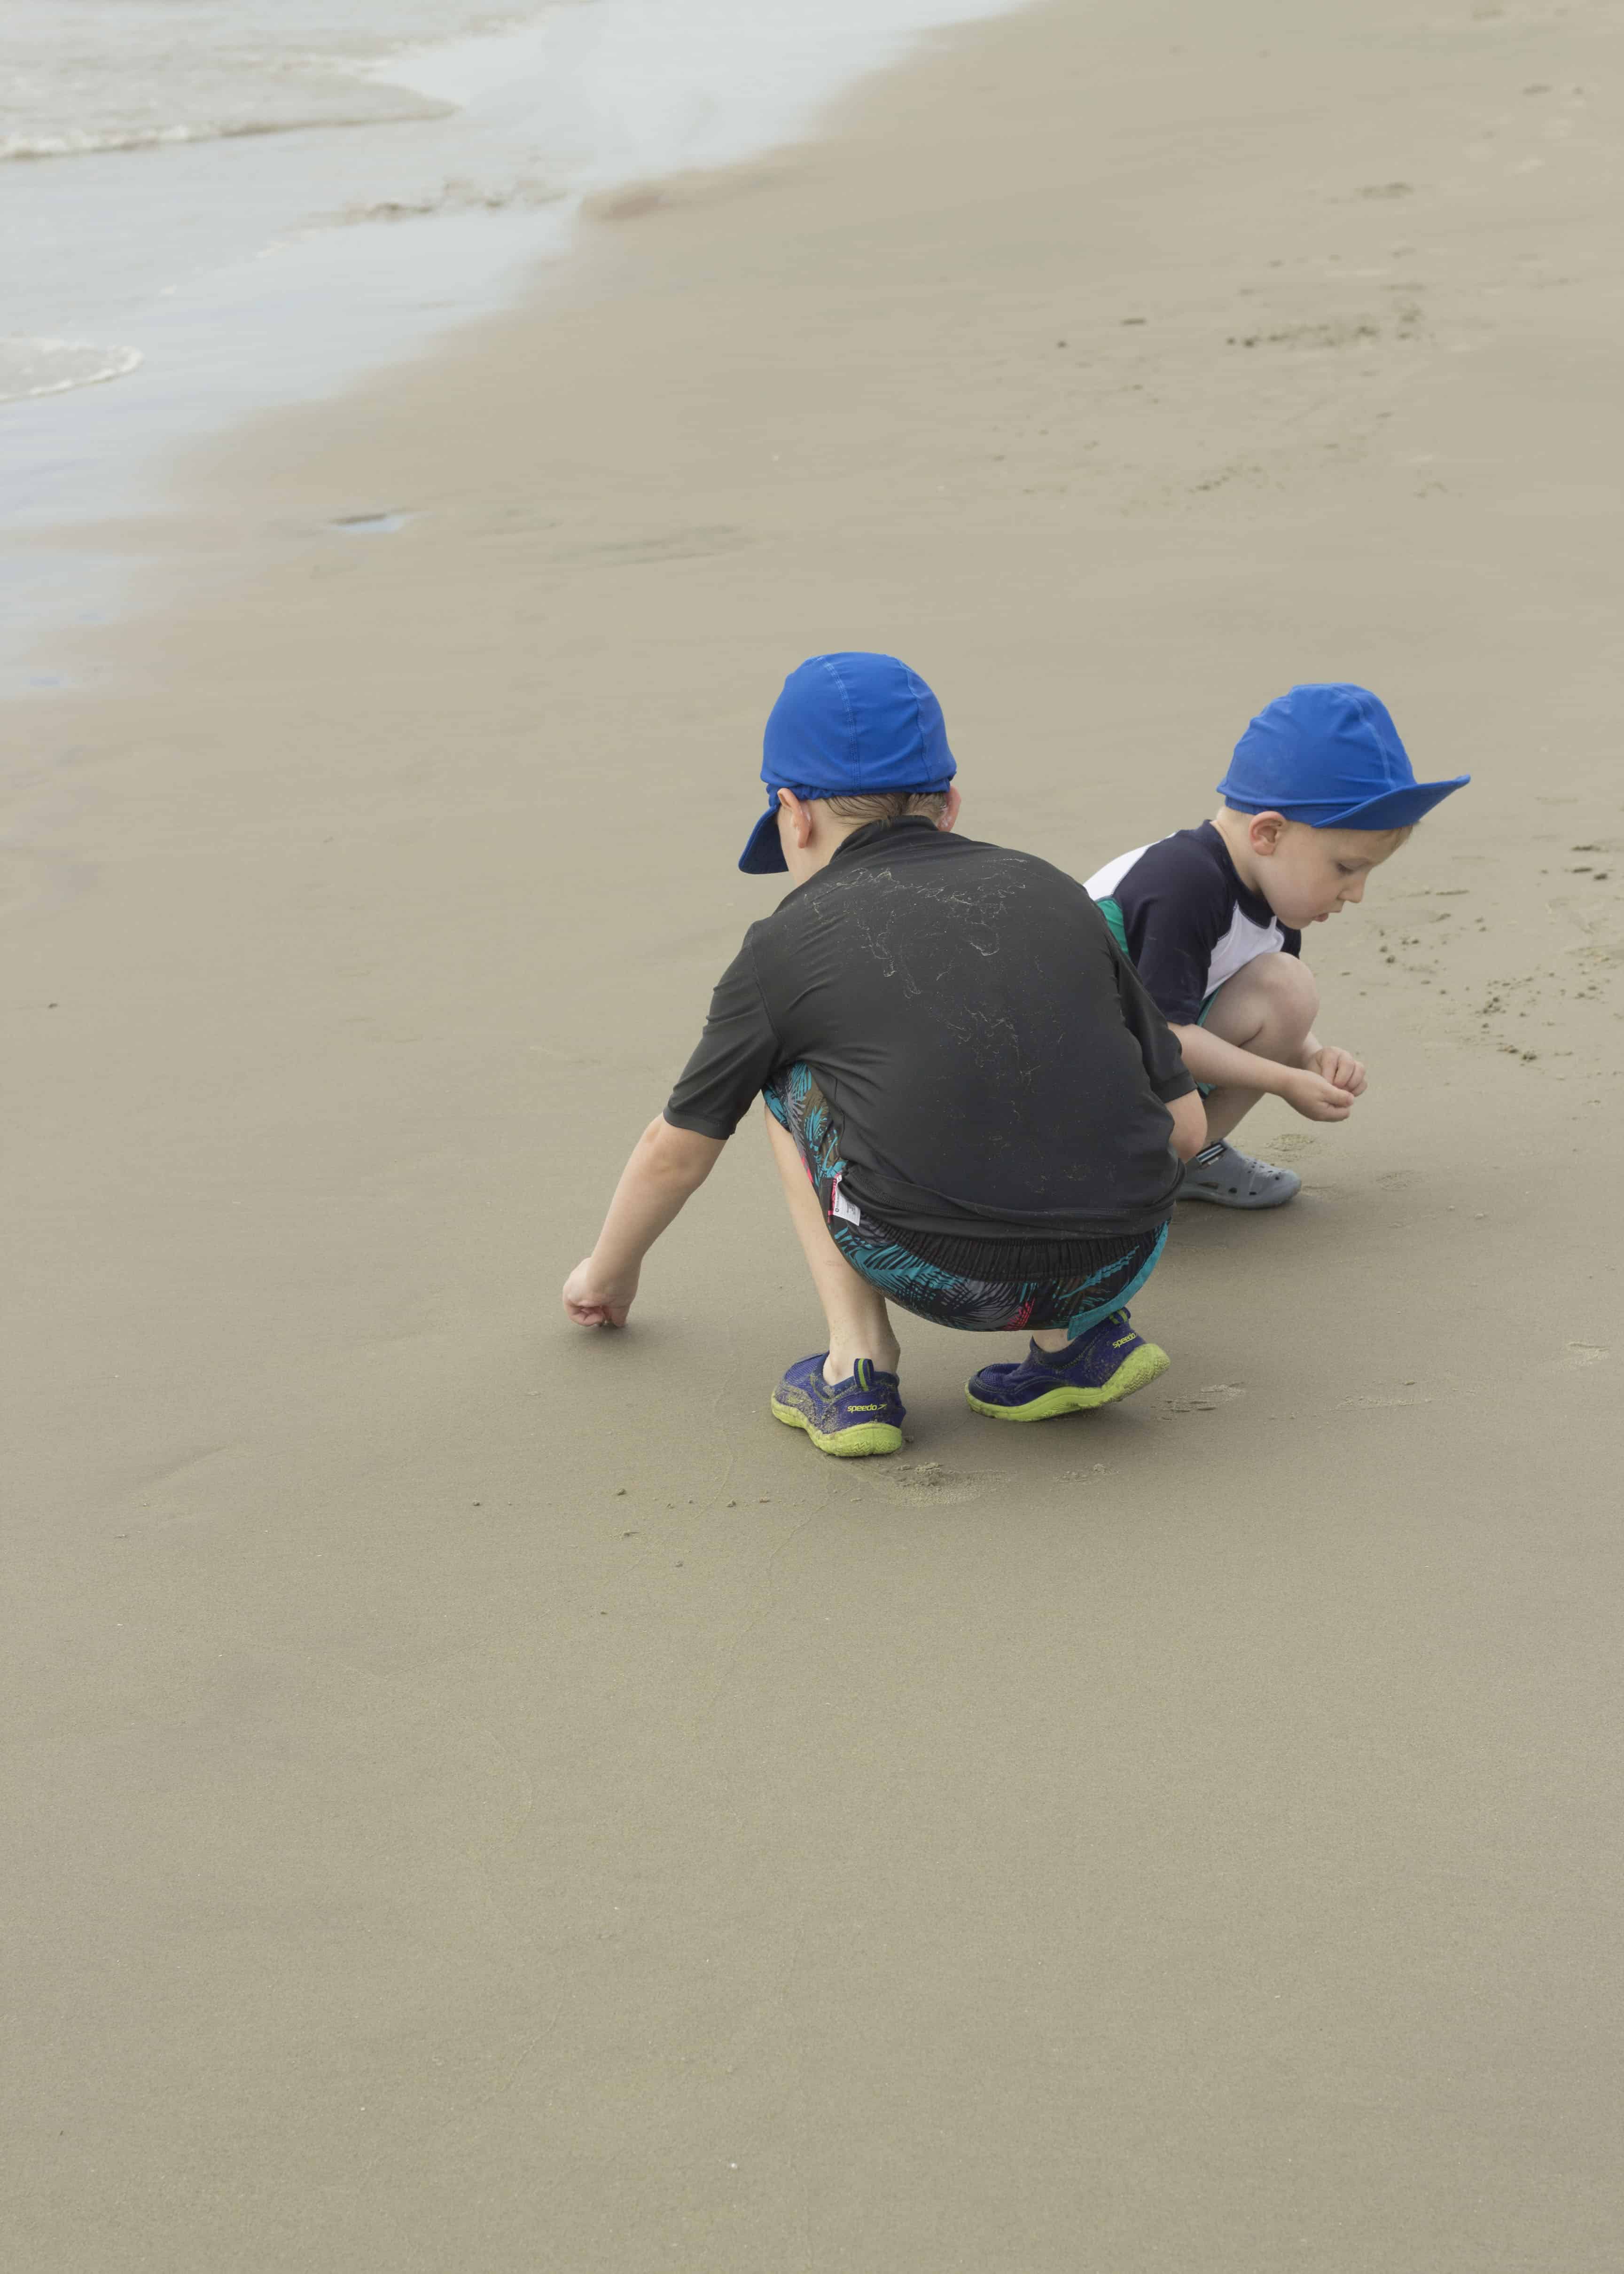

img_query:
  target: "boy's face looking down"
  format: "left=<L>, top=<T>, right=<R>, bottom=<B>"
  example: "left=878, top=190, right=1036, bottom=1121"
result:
left=1215, top=806, right=1407, bottom=927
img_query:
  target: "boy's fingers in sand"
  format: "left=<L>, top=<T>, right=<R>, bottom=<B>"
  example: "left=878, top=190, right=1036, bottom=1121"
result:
left=562, top=1259, right=634, bottom=1328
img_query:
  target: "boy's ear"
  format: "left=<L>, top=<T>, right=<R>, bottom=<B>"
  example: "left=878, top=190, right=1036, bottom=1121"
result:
left=776, top=787, right=816, bottom=851
left=938, top=784, right=962, bottom=833
left=1248, top=810, right=1289, bottom=856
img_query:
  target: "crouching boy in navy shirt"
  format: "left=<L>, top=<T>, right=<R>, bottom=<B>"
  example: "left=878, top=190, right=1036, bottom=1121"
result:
left=1085, top=684, right=1468, bottom=1207
left=564, top=652, right=1204, bottom=1457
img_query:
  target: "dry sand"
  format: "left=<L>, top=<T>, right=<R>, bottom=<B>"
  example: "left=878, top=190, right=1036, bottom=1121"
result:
left=5, top=0, right=1623, bottom=2265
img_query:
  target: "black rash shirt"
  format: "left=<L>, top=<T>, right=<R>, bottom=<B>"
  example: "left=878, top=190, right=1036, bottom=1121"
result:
left=664, top=818, right=1194, bottom=1271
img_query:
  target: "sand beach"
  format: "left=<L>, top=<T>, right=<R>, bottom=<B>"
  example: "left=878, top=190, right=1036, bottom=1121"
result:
left=5, top=0, right=1623, bottom=2265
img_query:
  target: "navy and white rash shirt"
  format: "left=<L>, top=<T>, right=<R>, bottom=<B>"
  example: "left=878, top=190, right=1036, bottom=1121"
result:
left=1085, top=821, right=1301, bottom=1025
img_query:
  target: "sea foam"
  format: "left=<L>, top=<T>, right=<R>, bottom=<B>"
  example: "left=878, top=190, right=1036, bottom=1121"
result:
left=0, top=338, right=143, bottom=404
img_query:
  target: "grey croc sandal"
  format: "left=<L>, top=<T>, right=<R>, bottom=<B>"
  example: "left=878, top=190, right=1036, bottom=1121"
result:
left=1179, top=1139, right=1300, bottom=1209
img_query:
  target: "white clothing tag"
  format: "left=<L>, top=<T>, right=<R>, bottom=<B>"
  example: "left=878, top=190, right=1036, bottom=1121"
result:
left=829, top=1175, right=862, bottom=1225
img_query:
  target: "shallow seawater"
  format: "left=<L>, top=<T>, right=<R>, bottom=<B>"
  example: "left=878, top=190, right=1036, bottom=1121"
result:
left=0, top=0, right=1031, bottom=698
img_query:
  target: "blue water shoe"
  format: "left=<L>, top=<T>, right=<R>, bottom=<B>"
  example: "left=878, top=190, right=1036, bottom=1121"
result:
left=772, top=1355, right=905, bottom=1457
left=965, top=1311, right=1168, bottom=1421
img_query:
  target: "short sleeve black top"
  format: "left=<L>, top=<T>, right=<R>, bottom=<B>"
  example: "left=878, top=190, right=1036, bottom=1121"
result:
left=664, top=819, right=1194, bottom=1267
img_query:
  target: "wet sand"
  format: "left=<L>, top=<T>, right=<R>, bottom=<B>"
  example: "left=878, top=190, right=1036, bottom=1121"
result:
left=5, top=0, right=1623, bottom=2266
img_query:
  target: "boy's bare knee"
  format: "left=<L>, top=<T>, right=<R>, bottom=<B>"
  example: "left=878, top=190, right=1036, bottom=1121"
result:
left=1206, top=951, right=1318, bottom=1058
left=1256, top=950, right=1319, bottom=1034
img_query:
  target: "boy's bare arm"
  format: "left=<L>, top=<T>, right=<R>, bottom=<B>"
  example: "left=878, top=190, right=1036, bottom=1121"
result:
left=1170, top=1023, right=1358, bottom=1121
left=563, top=1118, right=726, bottom=1327
left=1166, top=1089, right=1207, bottom=1161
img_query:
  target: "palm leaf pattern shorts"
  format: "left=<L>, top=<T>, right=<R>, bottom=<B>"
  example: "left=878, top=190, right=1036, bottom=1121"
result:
left=764, top=1062, right=1167, bottom=1337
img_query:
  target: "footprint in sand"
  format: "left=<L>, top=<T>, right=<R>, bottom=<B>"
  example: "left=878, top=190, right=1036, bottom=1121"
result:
left=884, top=1460, right=996, bottom=1507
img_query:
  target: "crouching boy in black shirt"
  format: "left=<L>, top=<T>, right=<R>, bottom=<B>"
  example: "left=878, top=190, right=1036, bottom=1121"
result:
left=563, top=653, right=1204, bottom=1457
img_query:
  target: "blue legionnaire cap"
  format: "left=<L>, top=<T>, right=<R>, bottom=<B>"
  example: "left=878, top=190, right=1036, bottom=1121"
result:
left=1217, top=682, right=1469, bottom=833
left=738, top=651, right=957, bottom=875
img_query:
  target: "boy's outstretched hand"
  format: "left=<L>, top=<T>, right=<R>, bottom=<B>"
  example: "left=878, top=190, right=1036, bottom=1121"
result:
left=563, top=1260, right=638, bottom=1328
left=562, top=1120, right=725, bottom=1332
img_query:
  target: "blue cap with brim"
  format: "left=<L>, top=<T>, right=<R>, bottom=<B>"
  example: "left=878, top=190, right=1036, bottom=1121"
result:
left=740, top=651, right=957, bottom=874
left=1217, top=682, right=1469, bottom=832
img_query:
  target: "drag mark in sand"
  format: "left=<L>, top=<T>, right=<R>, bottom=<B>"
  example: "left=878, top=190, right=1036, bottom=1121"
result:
left=331, top=510, right=416, bottom=535
left=552, top=524, right=750, bottom=567
left=1164, top=1384, right=1247, bottom=1415
left=1565, top=1343, right=1608, bottom=1367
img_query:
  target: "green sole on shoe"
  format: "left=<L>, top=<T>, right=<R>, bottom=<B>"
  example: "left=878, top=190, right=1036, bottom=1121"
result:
left=964, top=1341, right=1170, bottom=1422
left=770, top=1396, right=904, bottom=1458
